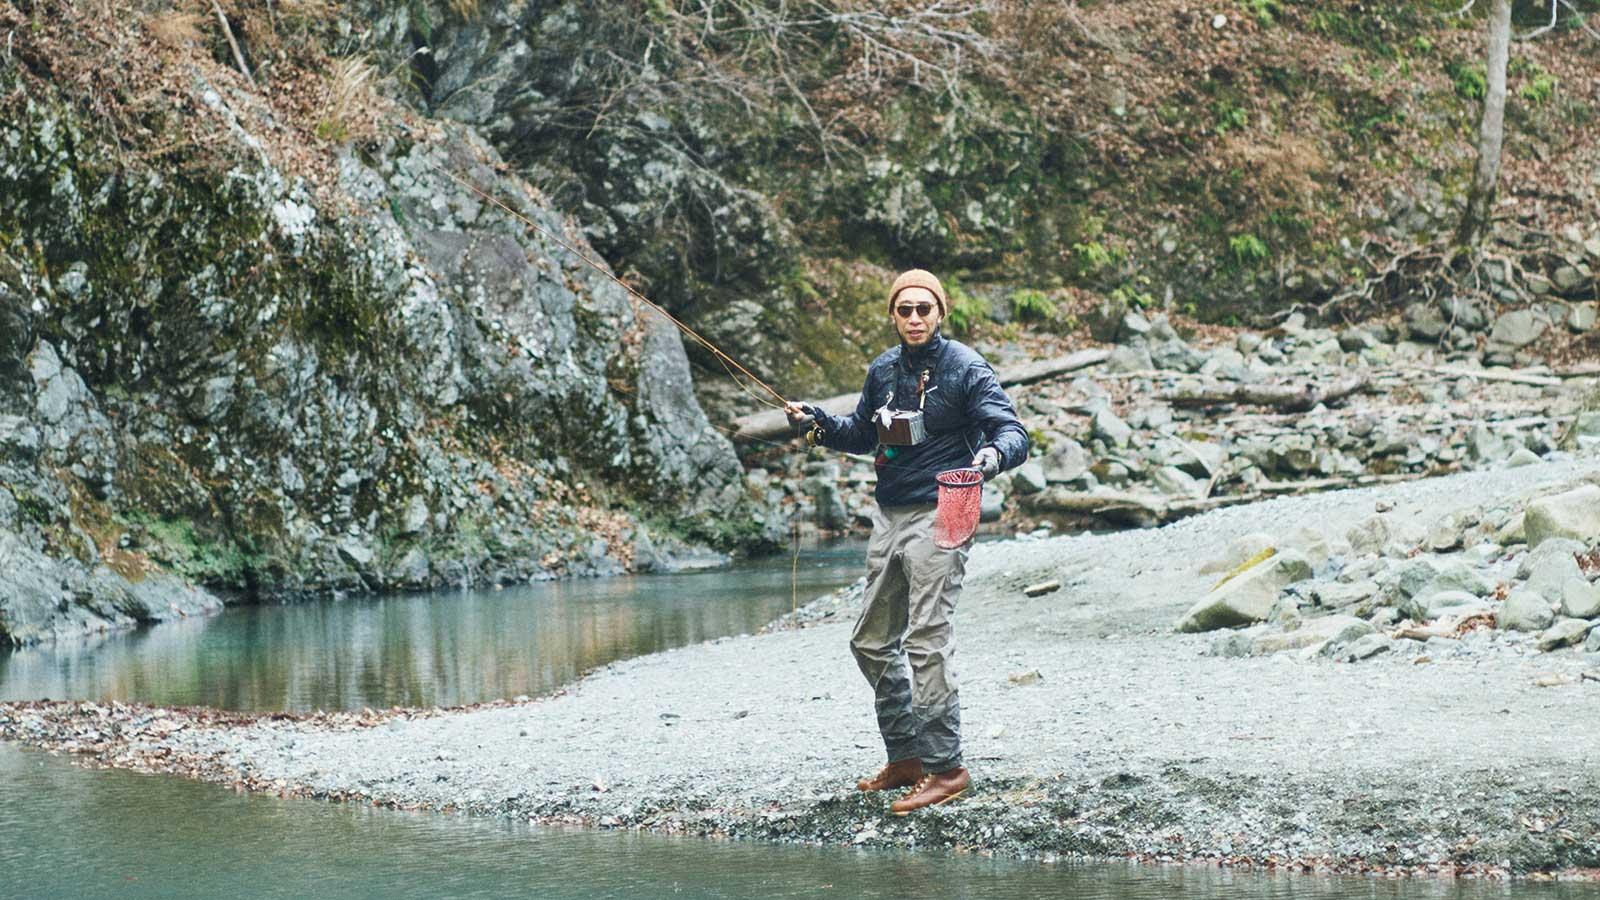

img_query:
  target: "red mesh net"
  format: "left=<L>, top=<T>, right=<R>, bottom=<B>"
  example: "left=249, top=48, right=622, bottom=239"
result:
left=932, top=467, right=984, bottom=549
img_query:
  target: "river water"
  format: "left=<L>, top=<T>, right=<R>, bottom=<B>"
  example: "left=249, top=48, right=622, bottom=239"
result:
left=0, top=546, right=1579, bottom=899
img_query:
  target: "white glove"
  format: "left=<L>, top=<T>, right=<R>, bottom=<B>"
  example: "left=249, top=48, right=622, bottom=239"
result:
left=971, top=446, right=1001, bottom=479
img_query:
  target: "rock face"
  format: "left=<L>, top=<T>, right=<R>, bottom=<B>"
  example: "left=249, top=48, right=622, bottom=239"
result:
left=0, top=52, right=768, bottom=643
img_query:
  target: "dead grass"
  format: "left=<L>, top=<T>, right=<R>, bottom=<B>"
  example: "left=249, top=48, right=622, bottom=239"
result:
left=316, top=54, right=376, bottom=143
left=148, top=9, right=205, bottom=46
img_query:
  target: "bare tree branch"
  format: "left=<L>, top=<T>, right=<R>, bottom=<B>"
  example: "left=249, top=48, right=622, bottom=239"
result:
left=1557, top=0, right=1600, bottom=40
left=1515, top=0, right=1559, bottom=40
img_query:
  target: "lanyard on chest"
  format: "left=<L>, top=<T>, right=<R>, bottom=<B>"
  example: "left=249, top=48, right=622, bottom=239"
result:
left=875, top=352, right=938, bottom=447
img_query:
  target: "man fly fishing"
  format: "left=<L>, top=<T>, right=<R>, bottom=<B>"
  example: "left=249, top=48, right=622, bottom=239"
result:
left=785, top=269, right=1029, bottom=814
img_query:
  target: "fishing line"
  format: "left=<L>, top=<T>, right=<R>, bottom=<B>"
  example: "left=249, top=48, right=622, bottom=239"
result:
left=431, top=163, right=790, bottom=411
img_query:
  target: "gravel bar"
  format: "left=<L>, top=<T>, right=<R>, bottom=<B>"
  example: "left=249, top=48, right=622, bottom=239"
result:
left=6, top=456, right=1600, bottom=880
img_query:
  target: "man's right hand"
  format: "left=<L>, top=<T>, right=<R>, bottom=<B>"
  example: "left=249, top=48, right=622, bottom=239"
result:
left=784, top=402, right=816, bottom=427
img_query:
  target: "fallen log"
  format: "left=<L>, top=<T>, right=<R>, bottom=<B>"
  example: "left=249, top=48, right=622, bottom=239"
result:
left=1418, top=365, right=1562, bottom=387
left=729, top=348, right=1110, bottom=443
left=1161, top=374, right=1372, bottom=412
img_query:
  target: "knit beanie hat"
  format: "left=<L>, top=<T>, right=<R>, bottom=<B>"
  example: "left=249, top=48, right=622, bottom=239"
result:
left=887, top=269, right=948, bottom=317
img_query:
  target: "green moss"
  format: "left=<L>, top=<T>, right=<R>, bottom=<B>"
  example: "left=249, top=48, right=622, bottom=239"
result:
left=124, top=512, right=263, bottom=585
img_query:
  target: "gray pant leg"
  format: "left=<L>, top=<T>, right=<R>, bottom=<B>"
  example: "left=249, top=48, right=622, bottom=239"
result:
left=902, top=515, right=968, bottom=772
left=850, top=509, right=919, bottom=762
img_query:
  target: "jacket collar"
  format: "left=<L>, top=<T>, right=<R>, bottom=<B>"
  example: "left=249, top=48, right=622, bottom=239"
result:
left=898, top=332, right=945, bottom=370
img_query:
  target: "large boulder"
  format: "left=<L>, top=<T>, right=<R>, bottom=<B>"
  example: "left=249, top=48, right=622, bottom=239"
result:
left=1559, top=577, right=1600, bottom=619
left=1498, top=588, right=1555, bottom=632
left=1250, top=614, right=1373, bottom=656
left=1524, top=485, right=1600, bottom=548
left=1176, top=550, right=1313, bottom=632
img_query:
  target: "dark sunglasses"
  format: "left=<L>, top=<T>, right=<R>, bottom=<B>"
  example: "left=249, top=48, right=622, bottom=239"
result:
left=894, top=302, right=937, bottom=319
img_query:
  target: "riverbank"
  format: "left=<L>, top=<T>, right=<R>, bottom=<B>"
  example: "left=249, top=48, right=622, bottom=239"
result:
left=6, top=455, right=1600, bottom=879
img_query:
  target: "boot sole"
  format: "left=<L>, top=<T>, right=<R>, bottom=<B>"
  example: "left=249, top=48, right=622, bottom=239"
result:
left=890, top=788, right=966, bottom=816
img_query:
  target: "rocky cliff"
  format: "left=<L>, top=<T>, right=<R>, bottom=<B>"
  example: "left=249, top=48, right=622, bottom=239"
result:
left=0, top=1, right=775, bottom=644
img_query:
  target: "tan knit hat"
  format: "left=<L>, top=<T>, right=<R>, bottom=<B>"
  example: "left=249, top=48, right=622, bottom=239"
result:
left=887, top=269, right=948, bottom=317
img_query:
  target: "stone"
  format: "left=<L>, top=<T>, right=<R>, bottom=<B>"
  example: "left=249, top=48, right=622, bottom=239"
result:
left=1199, top=532, right=1276, bottom=575
left=1346, top=515, right=1391, bottom=556
left=1118, top=311, right=1152, bottom=343
left=1308, top=580, right=1378, bottom=610
left=1537, top=618, right=1593, bottom=652
left=1526, top=549, right=1583, bottom=599
left=1286, top=525, right=1333, bottom=569
left=1012, top=460, right=1047, bottom=495
left=1488, top=309, right=1548, bottom=349
left=1150, top=339, right=1208, bottom=372
left=1393, top=558, right=1441, bottom=600
left=1559, top=576, right=1600, bottom=619
left=1207, top=629, right=1259, bottom=658
left=1338, top=328, right=1378, bottom=352
left=402, top=495, right=431, bottom=536
left=1404, top=301, right=1448, bottom=340
left=1336, top=632, right=1393, bottom=662
left=1524, top=485, right=1600, bottom=548
left=1091, top=409, right=1134, bottom=449
left=1086, top=298, right=1129, bottom=342
left=1499, top=588, right=1555, bottom=632
left=1588, top=626, right=1600, bottom=654
left=1236, top=332, right=1262, bottom=355
left=1104, top=344, right=1154, bottom=374
left=1150, top=465, right=1203, bottom=498
left=1468, top=424, right=1513, bottom=463
left=1176, top=550, right=1313, bottom=632
left=1496, top=512, right=1527, bottom=546
left=1438, top=296, right=1486, bottom=331
left=1251, top=614, right=1373, bottom=656
left=1570, top=303, right=1598, bottom=332
left=1507, top=447, right=1542, bottom=467
left=1023, top=580, right=1061, bottom=597
left=1517, top=538, right=1586, bottom=579
left=1419, top=560, right=1495, bottom=598
left=1552, top=265, right=1588, bottom=293
left=1041, top=439, right=1092, bottom=484
left=1412, top=590, right=1484, bottom=620
left=1424, top=512, right=1472, bottom=552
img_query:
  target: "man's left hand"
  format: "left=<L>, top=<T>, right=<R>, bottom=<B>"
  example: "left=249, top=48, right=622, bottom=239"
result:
left=971, top=447, right=1000, bottom=480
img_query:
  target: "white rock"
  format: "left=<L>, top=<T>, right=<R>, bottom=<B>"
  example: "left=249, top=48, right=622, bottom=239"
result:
left=1525, top=485, right=1600, bottom=548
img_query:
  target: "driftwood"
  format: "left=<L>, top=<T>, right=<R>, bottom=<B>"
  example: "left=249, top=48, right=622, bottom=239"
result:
left=1162, top=374, right=1372, bottom=412
left=1021, top=470, right=1433, bottom=529
left=1420, top=365, right=1561, bottom=387
left=729, top=348, right=1109, bottom=443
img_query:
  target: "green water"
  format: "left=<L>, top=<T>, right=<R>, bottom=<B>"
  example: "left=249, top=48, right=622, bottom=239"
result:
left=0, top=548, right=1584, bottom=898
left=0, top=546, right=864, bottom=712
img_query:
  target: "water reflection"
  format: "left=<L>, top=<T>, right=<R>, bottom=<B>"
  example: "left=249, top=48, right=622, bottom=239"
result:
left=0, top=544, right=865, bottom=713
left=1, top=744, right=1581, bottom=900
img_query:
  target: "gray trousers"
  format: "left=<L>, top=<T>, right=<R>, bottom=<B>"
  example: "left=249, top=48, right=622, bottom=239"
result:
left=851, top=503, right=968, bottom=772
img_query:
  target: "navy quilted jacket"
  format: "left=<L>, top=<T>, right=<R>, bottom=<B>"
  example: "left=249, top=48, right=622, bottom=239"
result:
left=811, top=334, right=1030, bottom=507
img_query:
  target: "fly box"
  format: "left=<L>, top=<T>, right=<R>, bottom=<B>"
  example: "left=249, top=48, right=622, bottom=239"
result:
left=874, top=407, right=927, bottom=446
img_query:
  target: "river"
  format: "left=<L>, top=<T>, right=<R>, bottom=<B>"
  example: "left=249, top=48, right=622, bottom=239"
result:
left=0, top=546, right=1581, bottom=899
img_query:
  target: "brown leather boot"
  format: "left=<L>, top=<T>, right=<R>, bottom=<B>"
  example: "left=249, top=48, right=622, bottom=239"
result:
left=889, top=767, right=970, bottom=815
left=856, top=758, right=924, bottom=792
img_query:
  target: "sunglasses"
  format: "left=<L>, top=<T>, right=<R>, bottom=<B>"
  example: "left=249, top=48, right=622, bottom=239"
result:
left=894, top=302, right=937, bottom=319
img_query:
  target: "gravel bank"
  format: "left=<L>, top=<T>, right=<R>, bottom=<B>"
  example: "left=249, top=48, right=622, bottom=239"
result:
left=6, top=456, right=1600, bottom=878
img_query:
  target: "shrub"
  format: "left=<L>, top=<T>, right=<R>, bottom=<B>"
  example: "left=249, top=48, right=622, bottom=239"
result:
left=1238, top=0, right=1281, bottom=26
left=1448, top=61, right=1487, bottom=100
left=1520, top=72, right=1557, bottom=105
left=944, top=283, right=991, bottom=334
left=1009, top=289, right=1057, bottom=322
left=1229, top=233, right=1270, bottom=266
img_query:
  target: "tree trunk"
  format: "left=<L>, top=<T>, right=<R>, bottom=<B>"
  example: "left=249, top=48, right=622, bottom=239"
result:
left=1456, top=0, right=1512, bottom=248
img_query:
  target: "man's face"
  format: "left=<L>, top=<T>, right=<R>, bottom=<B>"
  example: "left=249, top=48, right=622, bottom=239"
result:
left=892, top=286, right=943, bottom=348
